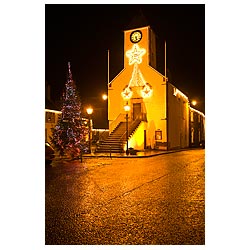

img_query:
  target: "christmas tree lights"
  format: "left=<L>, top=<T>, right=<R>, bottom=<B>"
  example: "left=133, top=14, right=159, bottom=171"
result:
left=51, top=62, right=88, bottom=158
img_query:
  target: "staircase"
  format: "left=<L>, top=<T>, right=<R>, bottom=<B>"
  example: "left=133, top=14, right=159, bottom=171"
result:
left=95, top=119, right=141, bottom=153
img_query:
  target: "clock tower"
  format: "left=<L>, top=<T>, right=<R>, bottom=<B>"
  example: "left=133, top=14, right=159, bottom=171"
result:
left=124, top=26, right=157, bottom=69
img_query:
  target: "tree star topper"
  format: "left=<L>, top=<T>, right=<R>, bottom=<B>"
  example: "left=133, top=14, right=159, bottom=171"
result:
left=126, top=44, right=146, bottom=65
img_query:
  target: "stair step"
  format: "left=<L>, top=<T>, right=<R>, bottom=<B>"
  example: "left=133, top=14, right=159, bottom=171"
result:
left=95, top=120, right=141, bottom=153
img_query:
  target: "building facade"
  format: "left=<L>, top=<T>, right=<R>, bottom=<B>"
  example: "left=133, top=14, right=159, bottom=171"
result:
left=45, top=109, right=62, bottom=144
left=45, top=82, right=62, bottom=144
left=101, top=24, right=204, bottom=152
left=189, top=107, right=205, bottom=148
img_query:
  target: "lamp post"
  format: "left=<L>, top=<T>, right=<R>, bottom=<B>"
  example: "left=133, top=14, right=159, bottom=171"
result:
left=102, top=94, right=108, bottom=128
left=124, top=103, right=130, bottom=156
left=86, top=107, right=93, bottom=154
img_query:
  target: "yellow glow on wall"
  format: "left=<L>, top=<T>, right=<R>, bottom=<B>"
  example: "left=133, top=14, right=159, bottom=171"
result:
left=132, top=132, right=144, bottom=147
left=125, top=122, right=146, bottom=151
left=126, top=44, right=146, bottom=65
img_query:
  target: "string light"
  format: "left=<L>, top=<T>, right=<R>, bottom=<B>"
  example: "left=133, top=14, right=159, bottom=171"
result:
left=122, top=44, right=153, bottom=99
left=141, top=83, right=153, bottom=98
left=126, top=44, right=146, bottom=65
left=173, top=87, right=188, bottom=101
left=190, top=107, right=205, bottom=118
left=121, top=86, right=133, bottom=99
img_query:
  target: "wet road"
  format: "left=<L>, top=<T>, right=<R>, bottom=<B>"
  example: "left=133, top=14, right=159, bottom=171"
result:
left=45, top=149, right=205, bottom=245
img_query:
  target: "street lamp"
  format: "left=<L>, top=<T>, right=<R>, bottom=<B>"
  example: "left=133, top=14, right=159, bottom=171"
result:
left=86, top=107, right=93, bottom=154
left=102, top=94, right=108, bottom=101
left=124, top=103, right=130, bottom=156
left=102, top=94, right=108, bottom=128
left=191, top=100, right=197, bottom=106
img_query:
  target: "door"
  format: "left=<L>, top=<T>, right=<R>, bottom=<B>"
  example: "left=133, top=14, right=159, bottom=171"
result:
left=133, top=103, right=141, bottom=120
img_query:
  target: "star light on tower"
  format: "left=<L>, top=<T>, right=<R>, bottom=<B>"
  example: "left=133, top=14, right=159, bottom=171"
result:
left=126, top=44, right=146, bottom=65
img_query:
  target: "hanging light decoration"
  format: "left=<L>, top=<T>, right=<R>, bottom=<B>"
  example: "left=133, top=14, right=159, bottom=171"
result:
left=121, top=86, right=133, bottom=99
left=141, top=83, right=153, bottom=98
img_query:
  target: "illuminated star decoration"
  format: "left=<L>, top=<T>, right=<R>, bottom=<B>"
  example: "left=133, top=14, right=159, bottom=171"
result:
left=126, top=44, right=146, bottom=65
left=121, top=86, right=133, bottom=99
left=141, top=83, right=153, bottom=98
left=122, top=44, right=152, bottom=99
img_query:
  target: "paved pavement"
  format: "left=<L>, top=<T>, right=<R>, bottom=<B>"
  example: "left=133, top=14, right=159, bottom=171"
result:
left=46, top=149, right=205, bottom=245
left=55, top=148, right=197, bottom=160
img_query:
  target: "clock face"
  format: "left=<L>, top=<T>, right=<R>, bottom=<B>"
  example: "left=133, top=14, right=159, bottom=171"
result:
left=130, top=30, right=142, bottom=43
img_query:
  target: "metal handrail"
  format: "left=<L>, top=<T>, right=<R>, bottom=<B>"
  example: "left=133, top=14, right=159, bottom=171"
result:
left=109, top=113, right=126, bottom=134
left=120, top=118, right=142, bottom=141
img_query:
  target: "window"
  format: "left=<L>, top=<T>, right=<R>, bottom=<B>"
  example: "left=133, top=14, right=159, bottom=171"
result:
left=190, top=111, right=194, bottom=122
left=46, top=112, right=55, bottom=123
left=191, top=128, right=194, bottom=143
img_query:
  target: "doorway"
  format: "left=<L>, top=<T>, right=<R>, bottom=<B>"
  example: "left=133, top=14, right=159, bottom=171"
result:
left=133, top=103, right=141, bottom=120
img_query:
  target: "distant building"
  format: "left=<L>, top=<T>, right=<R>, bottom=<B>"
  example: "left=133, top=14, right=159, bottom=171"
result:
left=96, top=14, right=205, bottom=153
left=45, top=81, right=62, bottom=144
left=190, top=107, right=205, bottom=147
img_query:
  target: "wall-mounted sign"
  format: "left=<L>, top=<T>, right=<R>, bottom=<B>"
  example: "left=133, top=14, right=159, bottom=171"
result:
left=155, top=130, right=162, bottom=140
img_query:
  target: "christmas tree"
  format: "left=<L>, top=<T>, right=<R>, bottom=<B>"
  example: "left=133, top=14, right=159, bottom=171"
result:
left=51, top=62, right=88, bottom=158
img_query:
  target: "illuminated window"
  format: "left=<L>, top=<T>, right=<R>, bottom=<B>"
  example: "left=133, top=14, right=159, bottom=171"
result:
left=46, top=112, right=55, bottom=123
left=191, top=128, right=194, bottom=143
left=155, top=130, right=162, bottom=140
left=191, top=111, right=194, bottom=122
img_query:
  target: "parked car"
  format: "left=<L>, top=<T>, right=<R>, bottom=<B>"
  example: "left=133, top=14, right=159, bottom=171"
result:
left=45, top=142, right=55, bottom=164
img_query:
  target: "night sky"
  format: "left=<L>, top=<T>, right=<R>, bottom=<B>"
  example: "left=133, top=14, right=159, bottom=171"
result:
left=45, top=4, right=205, bottom=113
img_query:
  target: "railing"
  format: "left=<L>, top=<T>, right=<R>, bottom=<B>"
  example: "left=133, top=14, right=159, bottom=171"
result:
left=120, top=118, right=142, bottom=141
left=133, top=113, right=147, bottom=122
left=109, top=113, right=126, bottom=135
